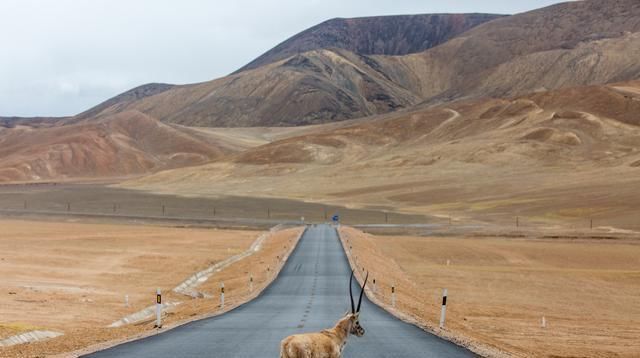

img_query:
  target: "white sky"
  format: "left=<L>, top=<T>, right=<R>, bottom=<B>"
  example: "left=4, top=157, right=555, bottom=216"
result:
left=0, top=0, right=567, bottom=117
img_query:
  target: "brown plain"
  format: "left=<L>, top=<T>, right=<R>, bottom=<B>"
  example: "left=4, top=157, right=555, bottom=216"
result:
left=340, top=226, right=640, bottom=357
left=0, top=219, right=303, bottom=357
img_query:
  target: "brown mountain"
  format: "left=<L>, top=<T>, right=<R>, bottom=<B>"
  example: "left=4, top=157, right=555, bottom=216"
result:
left=0, top=111, right=230, bottom=182
left=379, top=0, right=640, bottom=103
left=83, top=0, right=640, bottom=128
left=86, top=49, right=422, bottom=127
left=236, top=13, right=503, bottom=72
left=3, top=0, right=640, bottom=185
left=75, top=83, right=175, bottom=121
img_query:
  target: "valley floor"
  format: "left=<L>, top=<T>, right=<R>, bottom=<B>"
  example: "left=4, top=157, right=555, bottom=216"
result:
left=0, top=219, right=303, bottom=357
left=340, top=226, right=640, bottom=357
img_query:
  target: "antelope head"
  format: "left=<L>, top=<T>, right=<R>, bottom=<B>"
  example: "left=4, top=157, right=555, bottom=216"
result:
left=348, top=270, right=368, bottom=337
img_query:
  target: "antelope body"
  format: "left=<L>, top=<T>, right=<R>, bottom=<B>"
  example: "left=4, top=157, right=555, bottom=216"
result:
left=280, top=271, right=368, bottom=358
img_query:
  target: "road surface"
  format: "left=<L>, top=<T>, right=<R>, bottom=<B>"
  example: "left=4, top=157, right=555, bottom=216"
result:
left=86, top=224, right=475, bottom=357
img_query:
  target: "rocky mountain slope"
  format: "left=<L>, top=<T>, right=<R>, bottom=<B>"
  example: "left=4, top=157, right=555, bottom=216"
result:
left=380, top=0, right=640, bottom=103
left=236, top=13, right=503, bottom=72
left=82, top=0, right=640, bottom=127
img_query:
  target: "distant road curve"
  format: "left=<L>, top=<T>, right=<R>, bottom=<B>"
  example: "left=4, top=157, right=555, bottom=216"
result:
left=85, top=224, right=475, bottom=357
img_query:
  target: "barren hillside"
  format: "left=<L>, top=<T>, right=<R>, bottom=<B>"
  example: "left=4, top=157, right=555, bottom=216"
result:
left=381, top=0, right=640, bottom=103
left=124, top=81, right=640, bottom=230
left=0, top=111, right=229, bottom=182
left=97, top=49, right=422, bottom=127
left=82, top=0, right=640, bottom=128
left=237, top=13, right=502, bottom=72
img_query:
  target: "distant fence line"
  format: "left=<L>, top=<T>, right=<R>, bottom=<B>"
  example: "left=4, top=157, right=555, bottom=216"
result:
left=0, top=198, right=427, bottom=225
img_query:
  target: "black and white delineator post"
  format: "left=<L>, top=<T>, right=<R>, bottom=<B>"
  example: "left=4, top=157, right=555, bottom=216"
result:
left=220, top=282, right=225, bottom=308
left=155, top=288, right=162, bottom=328
left=391, top=285, right=396, bottom=307
left=249, top=275, right=254, bottom=293
left=439, top=288, right=448, bottom=329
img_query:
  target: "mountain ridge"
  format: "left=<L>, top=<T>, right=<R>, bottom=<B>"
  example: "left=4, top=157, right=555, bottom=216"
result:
left=236, top=13, right=504, bottom=72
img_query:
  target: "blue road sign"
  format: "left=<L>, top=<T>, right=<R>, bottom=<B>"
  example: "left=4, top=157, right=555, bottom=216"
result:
left=332, top=214, right=339, bottom=222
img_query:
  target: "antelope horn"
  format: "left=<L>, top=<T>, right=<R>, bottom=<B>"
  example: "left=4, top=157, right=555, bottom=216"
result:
left=349, top=270, right=355, bottom=313
left=356, top=271, right=369, bottom=313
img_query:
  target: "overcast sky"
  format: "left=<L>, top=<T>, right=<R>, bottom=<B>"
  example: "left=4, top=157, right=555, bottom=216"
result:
left=0, top=0, right=566, bottom=117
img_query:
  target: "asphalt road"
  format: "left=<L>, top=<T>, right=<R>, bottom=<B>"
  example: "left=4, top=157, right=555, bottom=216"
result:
left=86, top=224, right=475, bottom=358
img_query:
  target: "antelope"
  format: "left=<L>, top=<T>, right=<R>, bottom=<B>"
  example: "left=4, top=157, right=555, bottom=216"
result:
left=280, top=271, right=368, bottom=358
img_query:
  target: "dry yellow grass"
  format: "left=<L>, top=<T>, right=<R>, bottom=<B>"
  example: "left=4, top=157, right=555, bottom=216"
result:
left=0, top=219, right=303, bottom=357
left=339, top=226, right=640, bottom=358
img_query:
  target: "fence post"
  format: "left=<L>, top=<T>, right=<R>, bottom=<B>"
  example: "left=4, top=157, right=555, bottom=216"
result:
left=155, top=288, right=162, bottom=328
left=220, top=282, right=225, bottom=308
left=439, top=288, right=448, bottom=329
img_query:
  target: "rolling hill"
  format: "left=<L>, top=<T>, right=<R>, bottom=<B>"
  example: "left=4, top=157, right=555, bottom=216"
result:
left=0, top=112, right=229, bottom=182
left=123, top=80, right=640, bottom=230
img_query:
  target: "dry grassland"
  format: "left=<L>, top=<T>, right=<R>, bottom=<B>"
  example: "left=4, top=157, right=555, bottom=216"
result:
left=0, top=219, right=303, bottom=357
left=339, top=226, right=640, bottom=357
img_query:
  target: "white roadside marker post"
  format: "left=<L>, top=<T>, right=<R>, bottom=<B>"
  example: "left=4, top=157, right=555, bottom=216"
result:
left=125, top=294, right=129, bottom=307
left=439, top=288, right=448, bottom=329
left=220, top=282, right=225, bottom=309
left=249, top=275, right=254, bottom=293
left=372, top=279, right=377, bottom=294
left=542, top=316, right=547, bottom=328
left=155, top=289, right=162, bottom=328
left=391, top=285, right=396, bottom=307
